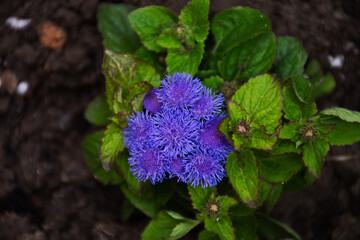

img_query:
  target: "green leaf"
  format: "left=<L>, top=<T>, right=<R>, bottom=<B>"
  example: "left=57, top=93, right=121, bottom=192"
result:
left=303, top=138, right=329, bottom=178
left=100, top=123, right=125, bottom=171
left=226, top=151, right=259, bottom=208
left=291, top=75, right=312, bottom=103
left=103, top=51, right=160, bottom=112
left=269, top=139, right=302, bottom=155
left=121, top=182, right=174, bottom=218
left=82, top=131, right=123, bottom=185
left=231, top=122, right=277, bottom=151
left=198, top=230, right=219, bottom=240
left=320, top=107, right=360, bottom=123
left=166, top=42, right=204, bottom=75
left=218, top=30, right=276, bottom=81
left=142, top=211, right=200, bottom=240
left=114, top=150, right=141, bottom=194
left=256, top=151, right=303, bottom=183
left=227, top=100, right=249, bottom=123
left=258, top=180, right=273, bottom=208
left=202, top=76, right=224, bottom=91
left=211, top=6, right=271, bottom=56
left=265, top=184, right=283, bottom=213
left=256, top=213, right=301, bottom=240
left=204, top=196, right=237, bottom=240
left=97, top=4, right=140, bottom=53
left=321, top=116, right=360, bottom=146
left=218, top=116, right=232, bottom=142
left=283, top=81, right=317, bottom=121
left=134, top=47, right=164, bottom=70
left=156, top=28, right=182, bottom=49
left=272, top=36, right=308, bottom=80
left=309, top=73, right=335, bottom=101
left=179, top=0, right=210, bottom=43
left=188, top=185, right=216, bottom=212
left=232, top=74, right=282, bottom=134
left=124, top=81, right=153, bottom=104
left=128, top=6, right=178, bottom=52
left=84, top=95, right=111, bottom=126
left=279, top=121, right=303, bottom=142
left=231, top=214, right=258, bottom=240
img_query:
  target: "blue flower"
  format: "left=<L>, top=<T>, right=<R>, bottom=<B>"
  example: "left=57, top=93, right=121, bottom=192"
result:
left=199, top=115, right=233, bottom=156
left=184, top=150, right=226, bottom=188
left=143, top=88, right=163, bottom=114
left=128, top=143, right=166, bottom=184
left=123, top=111, right=153, bottom=148
left=158, top=73, right=203, bottom=109
left=150, top=109, right=200, bottom=157
left=166, top=157, right=186, bottom=182
left=192, top=88, right=224, bottom=120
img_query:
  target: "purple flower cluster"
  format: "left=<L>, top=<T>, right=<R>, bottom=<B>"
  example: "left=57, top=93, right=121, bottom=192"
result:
left=123, top=73, right=233, bottom=187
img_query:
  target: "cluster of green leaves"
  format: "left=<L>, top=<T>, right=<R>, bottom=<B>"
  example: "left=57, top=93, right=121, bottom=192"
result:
left=81, top=0, right=360, bottom=239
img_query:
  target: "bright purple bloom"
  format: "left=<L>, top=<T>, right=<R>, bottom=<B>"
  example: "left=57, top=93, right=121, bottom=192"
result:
left=123, top=111, right=152, bottom=148
left=158, top=73, right=203, bottom=109
left=143, top=88, right=163, bottom=114
left=166, top=157, right=186, bottom=182
left=150, top=109, right=200, bottom=157
left=128, top=144, right=166, bottom=184
left=199, top=115, right=233, bottom=156
left=192, top=88, right=224, bottom=120
left=184, top=150, right=226, bottom=188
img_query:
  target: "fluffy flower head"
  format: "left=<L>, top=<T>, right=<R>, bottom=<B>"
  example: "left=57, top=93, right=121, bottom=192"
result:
left=158, top=73, right=203, bottom=109
left=123, top=111, right=152, bottom=148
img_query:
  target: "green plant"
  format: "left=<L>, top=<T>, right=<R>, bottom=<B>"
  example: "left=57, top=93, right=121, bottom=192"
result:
left=82, top=0, right=360, bottom=239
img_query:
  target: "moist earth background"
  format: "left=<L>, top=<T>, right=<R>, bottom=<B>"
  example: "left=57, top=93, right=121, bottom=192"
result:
left=0, top=0, right=359, bottom=239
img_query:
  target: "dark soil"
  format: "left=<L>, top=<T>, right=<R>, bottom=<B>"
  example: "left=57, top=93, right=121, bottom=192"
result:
left=0, top=0, right=359, bottom=239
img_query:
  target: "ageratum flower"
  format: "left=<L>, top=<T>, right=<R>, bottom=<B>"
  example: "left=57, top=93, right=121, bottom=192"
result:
left=166, top=157, right=186, bottom=182
left=184, top=150, right=226, bottom=188
left=199, top=115, right=233, bottom=156
left=158, top=73, right=203, bottom=109
left=143, top=88, right=163, bottom=114
left=123, top=111, right=152, bottom=148
left=128, top=143, right=166, bottom=184
left=124, top=72, right=233, bottom=187
left=192, top=88, right=225, bottom=120
left=150, top=109, right=200, bottom=157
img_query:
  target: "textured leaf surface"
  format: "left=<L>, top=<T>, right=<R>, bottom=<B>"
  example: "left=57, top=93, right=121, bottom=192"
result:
left=84, top=95, right=111, bottom=126
left=291, top=75, right=312, bottom=103
left=283, top=81, right=317, bottom=121
left=166, top=42, right=204, bottom=74
left=256, top=152, right=303, bottom=183
left=232, top=74, right=282, bottom=133
left=279, top=121, right=303, bottom=142
left=103, top=51, right=160, bottom=112
left=269, top=139, right=302, bottom=155
left=156, top=28, right=182, bottom=49
left=121, top=183, right=174, bottom=218
left=100, top=123, right=125, bottom=170
left=321, top=107, right=360, bottom=123
left=179, top=0, right=210, bottom=42
left=188, top=185, right=216, bottom=212
left=142, top=211, right=200, bottom=240
left=202, top=76, right=224, bottom=91
left=226, top=151, right=259, bottom=208
left=303, top=138, right=329, bottom=178
left=97, top=4, right=140, bottom=53
left=265, top=184, right=283, bottom=213
left=129, top=6, right=177, bottom=52
left=218, top=30, right=276, bottom=80
left=272, top=37, right=308, bottom=79
left=321, top=116, right=360, bottom=146
left=82, top=131, right=123, bottom=185
left=204, top=196, right=237, bottom=240
left=211, top=6, right=271, bottom=56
